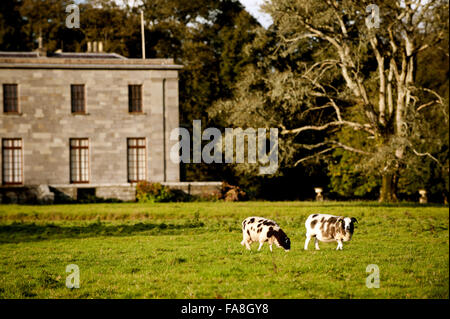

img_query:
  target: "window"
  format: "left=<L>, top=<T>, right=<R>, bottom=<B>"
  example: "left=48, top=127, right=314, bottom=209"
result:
left=2, top=138, right=23, bottom=185
left=3, top=84, right=19, bottom=113
left=128, top=85, right=142, bottom=113
left=71, top=84, right=85, bottom=113
left=70, top=138, right=89, bottom=183
left=127, top=138, right=146, bottom=182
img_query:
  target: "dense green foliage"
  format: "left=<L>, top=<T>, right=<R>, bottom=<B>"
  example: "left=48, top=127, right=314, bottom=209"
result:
left=136, top=182, right=176, bottom=203
left=0, top=202, right=448, bottom=298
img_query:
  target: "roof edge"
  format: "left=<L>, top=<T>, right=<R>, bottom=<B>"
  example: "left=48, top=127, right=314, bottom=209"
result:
left=0, top=57, right=183, bottom=70
left=0, top=52, right=183, bottom=69
left=0, top=63, right=183, bottom=70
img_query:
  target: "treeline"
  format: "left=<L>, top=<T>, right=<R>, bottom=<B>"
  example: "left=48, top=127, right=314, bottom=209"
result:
left=0, top=0, right=448, bottom=202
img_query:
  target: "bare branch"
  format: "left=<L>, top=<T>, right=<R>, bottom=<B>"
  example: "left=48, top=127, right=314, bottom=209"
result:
left=301, top=73, right=343, bottom=122
left=299, top=104, right=334, bottom=114
left=294, top=147, right=336, bottom=166
left=330, top=141, right=373, bottom=155
left=298, top=140, right=372, bottom=155
left=416, top=100, right=437, bottom=112
left=303, top=60, right=339, bottom=78
left=410, top=147, right=443, bottom=168
left=369, top=33, right=387, bottom=126
left=422, top=88, right=444, bottom=105
left=297, top=141, right=330, bottom=150
left=279, top=33, right=317, bottom=43
left=416, top=87, right=448, bottom=121
left=288, top=15, right=362, bottom=99
left=294, top=139, right=373, bottom=166
left=325, top=0, right=348, bottom=37
left=281, top=120, right=375, bottom=136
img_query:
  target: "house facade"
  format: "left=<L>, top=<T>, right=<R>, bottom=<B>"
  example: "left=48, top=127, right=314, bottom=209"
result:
left=0, top=52, right=183, bottom=201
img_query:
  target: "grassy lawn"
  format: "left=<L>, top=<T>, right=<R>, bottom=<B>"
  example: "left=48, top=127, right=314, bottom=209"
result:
left=0, top=201, right=448, bottom=299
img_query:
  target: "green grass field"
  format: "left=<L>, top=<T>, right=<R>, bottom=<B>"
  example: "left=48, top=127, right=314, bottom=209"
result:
left=0, top=201, right=448, bottom=299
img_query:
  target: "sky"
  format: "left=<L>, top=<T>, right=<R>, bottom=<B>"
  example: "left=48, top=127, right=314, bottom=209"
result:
left=239, top=0, right=273, bottom=28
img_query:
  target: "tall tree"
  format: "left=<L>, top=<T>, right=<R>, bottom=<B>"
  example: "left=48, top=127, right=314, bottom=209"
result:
left=212, top=0, right=449, bottom=202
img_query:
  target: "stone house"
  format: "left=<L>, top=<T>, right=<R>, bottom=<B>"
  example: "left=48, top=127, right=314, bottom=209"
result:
left=0, top=51, right=185, bottom=202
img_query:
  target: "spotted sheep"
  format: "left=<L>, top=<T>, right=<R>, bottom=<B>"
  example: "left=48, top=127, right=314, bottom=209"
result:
left=304, top=214, right=358, bottom=250
left=241, top=217, right=291, bottom=252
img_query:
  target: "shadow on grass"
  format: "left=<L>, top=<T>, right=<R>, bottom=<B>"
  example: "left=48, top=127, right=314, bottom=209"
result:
left=0, top=220, right=205, bottom=244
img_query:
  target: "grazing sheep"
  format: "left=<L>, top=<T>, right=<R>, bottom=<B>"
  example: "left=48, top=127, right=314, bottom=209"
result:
left=241, top=216, right=291, bottom=252
left=304, top=214, right=358, bottom=250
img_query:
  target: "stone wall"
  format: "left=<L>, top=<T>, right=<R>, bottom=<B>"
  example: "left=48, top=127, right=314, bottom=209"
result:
left=51, top=184, right=136, bottom=201
left=0, top=181, right=223, bottom=203
left=162, top=181, right=223, bottom=197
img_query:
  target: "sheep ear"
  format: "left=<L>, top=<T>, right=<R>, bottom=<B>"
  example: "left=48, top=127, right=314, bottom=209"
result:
left=351, top=217, right=358, bottom=224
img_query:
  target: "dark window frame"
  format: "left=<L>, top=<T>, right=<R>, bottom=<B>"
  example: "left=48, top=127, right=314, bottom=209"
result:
left=70, top=138, right=90, bottom=184
left=3, top=84, right=19, bottom=114
left=71, top=84, right=86, bottom=114
left=127, top=138, right=147, bottom=183
left=128, top=85, right=143, bottom=113
left=2, top=138, right=23, bottom=185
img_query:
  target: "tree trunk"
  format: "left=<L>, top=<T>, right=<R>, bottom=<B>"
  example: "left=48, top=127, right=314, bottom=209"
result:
left=379, top=173, right=398, bottom=202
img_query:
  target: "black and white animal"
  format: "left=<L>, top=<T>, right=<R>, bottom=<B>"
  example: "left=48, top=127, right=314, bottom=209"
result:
left=304, top=214, right=358, bottom=250
left=240, top=217, right=291, bottom=252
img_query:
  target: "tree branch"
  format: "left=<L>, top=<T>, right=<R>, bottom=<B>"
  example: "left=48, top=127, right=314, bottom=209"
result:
left=416, top=100, right=437, bottom=112
left=281, top=121, right=375, bottom=136
left=298, top=140, right=372, bottom=155
left=410, top=147, right=443, bottom=168
left=294, top=147, right=336, bottom=166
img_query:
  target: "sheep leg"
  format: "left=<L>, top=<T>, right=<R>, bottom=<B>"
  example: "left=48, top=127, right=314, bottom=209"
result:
left=241, top=233, right=252, bottom=250
left=257, top=242, right=264, bottom=251
left=314, top=237, right=320, bottom=250
left=304, top=235, right=311, bottom=250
